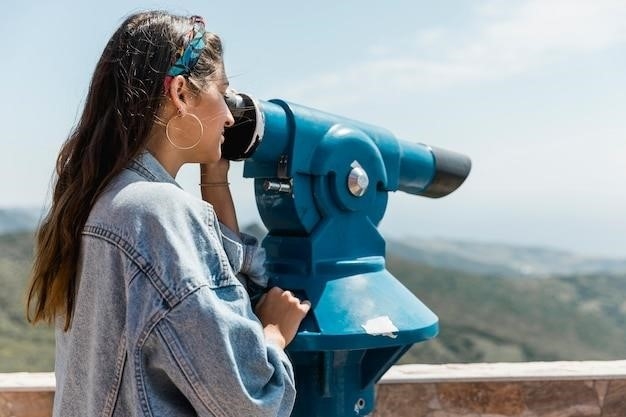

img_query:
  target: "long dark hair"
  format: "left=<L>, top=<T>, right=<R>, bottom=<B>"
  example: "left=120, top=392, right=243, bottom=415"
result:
left=27, top=11, right=224, bottom=330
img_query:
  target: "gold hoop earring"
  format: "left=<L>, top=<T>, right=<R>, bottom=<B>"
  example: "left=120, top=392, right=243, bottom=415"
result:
left=165, top=111, right=204, bottom=150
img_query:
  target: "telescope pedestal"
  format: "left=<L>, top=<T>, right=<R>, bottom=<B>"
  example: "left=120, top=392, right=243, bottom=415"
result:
left=262, top=224, right=438, bottom=416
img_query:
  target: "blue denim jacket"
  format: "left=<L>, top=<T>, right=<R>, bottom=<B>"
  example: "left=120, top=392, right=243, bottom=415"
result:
left=53, top=152, right=296, bottom=417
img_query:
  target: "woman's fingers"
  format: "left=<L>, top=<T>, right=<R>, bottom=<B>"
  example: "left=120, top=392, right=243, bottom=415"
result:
left=255, top=287, right=311, bottom=348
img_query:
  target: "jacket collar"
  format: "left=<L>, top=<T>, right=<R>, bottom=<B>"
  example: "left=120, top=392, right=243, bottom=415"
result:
left=127, top=151, right=181, bottom=188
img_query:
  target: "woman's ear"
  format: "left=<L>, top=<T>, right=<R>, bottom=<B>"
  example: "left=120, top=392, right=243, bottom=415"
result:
left=167, top=75, right=189, bottom=113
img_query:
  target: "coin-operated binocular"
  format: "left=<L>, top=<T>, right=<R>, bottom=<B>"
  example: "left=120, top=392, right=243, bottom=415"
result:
left=223, top=93, right=471, bottom=417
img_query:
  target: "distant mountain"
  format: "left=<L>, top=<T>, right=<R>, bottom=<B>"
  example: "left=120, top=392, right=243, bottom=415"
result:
left=3, top=230, right=626, bottom=371
left=0, top=207, right=42, bottom=235
left=388, top=238, right=626, bottom=278
left=5, top=207, right=626, bottom=278
left=244, top=221, right=626, bottom=278
left=388, top=255, right=626, bottom=364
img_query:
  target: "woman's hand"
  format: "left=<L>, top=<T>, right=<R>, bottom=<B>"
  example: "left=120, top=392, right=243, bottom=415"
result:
left=254, top=287, right=311, bottom=349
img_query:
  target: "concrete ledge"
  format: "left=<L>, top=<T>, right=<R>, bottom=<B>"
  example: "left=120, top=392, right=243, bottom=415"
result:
left=381, top=360, right=626, bottom=383
left=0, top=373, right=55, bottom=392
left=2, top=361, right=626, bottom=417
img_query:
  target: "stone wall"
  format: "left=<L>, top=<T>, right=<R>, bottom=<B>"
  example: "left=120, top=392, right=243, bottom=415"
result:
left=374, top=361, right=626, bottom=417
left=0, top=373, right=53, bottom=417
left=2, top=361, right=626, bottom=417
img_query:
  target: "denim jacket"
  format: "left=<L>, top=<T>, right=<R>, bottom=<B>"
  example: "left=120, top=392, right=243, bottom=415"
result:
left=53, top=152, right=296, bottom=417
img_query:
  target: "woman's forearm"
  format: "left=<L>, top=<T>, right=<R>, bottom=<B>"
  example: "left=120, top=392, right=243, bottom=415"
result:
left=200, top=162, right=240, bottom=234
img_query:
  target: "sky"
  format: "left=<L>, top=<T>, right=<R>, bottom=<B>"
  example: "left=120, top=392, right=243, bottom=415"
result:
left=1, top=0, right=625, bottom=257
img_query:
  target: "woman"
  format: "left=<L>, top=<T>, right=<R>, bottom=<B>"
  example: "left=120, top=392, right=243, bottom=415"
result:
left=26, top=11, right=310, bottom=417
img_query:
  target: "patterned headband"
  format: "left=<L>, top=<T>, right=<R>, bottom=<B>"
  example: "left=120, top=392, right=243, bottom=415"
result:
left=163, top=16, right=206, bottom=92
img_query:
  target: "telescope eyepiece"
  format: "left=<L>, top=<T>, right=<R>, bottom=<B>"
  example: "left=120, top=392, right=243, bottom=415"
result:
left=222, top=92, right=265, bottom=161
left=224, top=91, right=246, bottom=118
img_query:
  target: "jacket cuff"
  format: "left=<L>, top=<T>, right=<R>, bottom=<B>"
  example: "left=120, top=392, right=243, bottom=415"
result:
left=219, top=222, right=268, bottom=289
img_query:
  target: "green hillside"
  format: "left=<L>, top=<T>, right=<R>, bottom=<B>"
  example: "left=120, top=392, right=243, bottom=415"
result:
left=0, top=232, right=54, bottom=371
left=391, top=255, right=626, bottom=364
left=1, top=232, right=625, bottom=372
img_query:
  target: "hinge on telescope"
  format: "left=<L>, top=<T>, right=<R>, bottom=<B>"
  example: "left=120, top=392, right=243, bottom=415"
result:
left=277, top=154, right=289, bottom=179
left=263, top=155, right=292, bottom=194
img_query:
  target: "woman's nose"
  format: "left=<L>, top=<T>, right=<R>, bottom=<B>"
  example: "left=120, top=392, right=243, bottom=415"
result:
left=225, top=109, right=235, bottom=128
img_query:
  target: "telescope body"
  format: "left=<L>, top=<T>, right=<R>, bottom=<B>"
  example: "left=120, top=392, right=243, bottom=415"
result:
left=224, top=98, right=471, bottom=416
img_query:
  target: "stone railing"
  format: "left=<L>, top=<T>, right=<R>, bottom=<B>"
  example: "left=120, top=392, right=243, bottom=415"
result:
left=374, top=361, right=626, bottom=417
left=2, top=361, right=626, bottom=417
left=0, top=373, right=53, bottom=417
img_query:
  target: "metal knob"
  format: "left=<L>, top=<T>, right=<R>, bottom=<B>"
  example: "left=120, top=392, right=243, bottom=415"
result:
left=264, top=179, right=293, bottom=193
left=347, top=161, right=369, bottom=197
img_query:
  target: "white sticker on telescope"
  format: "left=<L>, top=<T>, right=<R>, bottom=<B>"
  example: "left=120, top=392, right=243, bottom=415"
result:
left=361, top=316, right=398, bottom=339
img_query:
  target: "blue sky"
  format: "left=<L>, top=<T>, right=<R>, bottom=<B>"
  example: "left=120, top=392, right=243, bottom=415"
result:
left=1, top=0, right=625, bottom=257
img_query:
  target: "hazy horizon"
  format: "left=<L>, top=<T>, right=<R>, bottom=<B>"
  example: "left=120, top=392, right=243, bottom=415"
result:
left=2, top=0, right=625, bottom=258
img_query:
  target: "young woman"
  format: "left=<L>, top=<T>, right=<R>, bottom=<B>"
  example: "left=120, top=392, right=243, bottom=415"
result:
left=26, top=11, right=310, bottom=417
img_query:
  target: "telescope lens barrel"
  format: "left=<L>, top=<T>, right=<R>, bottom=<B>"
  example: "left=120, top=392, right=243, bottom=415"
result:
left=423, top=146, right=471, bottom=198
left=398, top=145, right=471, bottom=198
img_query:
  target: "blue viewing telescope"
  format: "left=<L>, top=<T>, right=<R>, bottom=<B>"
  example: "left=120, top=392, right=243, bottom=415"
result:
left=223, top=93, right=471, bottom=417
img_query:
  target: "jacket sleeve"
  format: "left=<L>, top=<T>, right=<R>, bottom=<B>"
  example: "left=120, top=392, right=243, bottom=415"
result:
left=141, top=284, right=296, bottom=417
left=218, top=222, right=268, bottom=303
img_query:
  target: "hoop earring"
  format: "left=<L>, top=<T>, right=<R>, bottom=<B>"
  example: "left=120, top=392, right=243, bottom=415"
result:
left=165, top=111, right=204, bottom=150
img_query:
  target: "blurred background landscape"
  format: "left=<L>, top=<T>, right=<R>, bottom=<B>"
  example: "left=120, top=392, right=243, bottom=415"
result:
left=2, top=0, right=625, bottom=373
left=2, top=208, right=625, bottom=372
